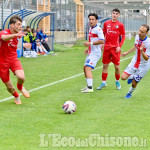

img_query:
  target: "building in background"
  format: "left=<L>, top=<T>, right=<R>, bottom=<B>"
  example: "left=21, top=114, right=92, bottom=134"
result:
left=0, top=0, right=150, bottom=44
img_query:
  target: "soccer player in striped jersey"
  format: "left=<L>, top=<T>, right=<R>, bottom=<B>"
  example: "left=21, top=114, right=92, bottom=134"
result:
left=121, top=24, right=150, bottom=98
left=81, top=13, right=105, bottom=93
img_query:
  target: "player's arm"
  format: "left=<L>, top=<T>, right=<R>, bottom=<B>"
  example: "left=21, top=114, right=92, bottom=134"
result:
left=84, top=39, right=104, bottom=47
left=116, top=25, right=126, bottom=53
left=140, top=44, right=149, bottom=61
left=84, top=48, right=89, bottom=54
left=121, top=46, right=136, bottom=57
left=1, top=31, right=25, bottom=41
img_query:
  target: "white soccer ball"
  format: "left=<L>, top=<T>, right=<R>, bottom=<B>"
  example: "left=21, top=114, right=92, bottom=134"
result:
left=63, top=101, right=77, bottom=114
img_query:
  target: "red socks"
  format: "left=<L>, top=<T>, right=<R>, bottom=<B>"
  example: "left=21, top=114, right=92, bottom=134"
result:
left=13, top=91, right=19, bottom=98
left=102, top=73, right=120, bottom=81
left=17, top=83, right=23, bottom=91
left=102, top=73, right=108, bottom=81
left=115, top=74, right=120, bottom=80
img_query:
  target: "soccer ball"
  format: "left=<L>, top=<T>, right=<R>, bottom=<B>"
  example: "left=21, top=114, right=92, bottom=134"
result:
left=63, top=101, right=77, bottom=114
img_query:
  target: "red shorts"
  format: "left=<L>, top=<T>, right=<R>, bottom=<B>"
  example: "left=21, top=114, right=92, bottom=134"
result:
left=102, top=47, right=121, bottom=65
left=0, top=59, right=23, bottom=83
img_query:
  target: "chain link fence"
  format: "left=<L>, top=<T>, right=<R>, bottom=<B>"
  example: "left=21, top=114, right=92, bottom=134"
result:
left=83, top=2, right=146, bottom=33
left=50, top=0, right=76, bottom=31
left=0, top=0, right=147, bottom=33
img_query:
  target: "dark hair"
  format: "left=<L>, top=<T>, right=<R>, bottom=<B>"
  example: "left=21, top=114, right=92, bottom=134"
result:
left=141, top=24, right=149, bottom=32
left=112, top=8, right=120, bottom=14
left=26, top=26, right=30, bottom=29
left=10, top=15, right=22, bottom=24
left=31, top=28, right=35, bottom=33
left=88, top=13, right=98, bottom=20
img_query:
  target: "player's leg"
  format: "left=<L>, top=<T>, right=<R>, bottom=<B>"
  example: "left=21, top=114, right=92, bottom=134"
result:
left=15, top=70, right=30, bottom=98
left=11, top=59, right=30, bottom=98
left=81, top=66, right=93, bottom=93
left=121, top=70, right=133, bottom=84
left=4, top=80, right=21, bottom=104
left=0, top=64, right=21, bottom=104
left=121, top=71, right=130, bottom=80
left=125, top=65, right=149, bottom=98
left=114, top=64, right=121, bottom=89
left=97, top=50, right=111, bottom=90
left=97, top=63, right=108, bottom=90
left=112, top=50, right=121, bottom=89
left=82, top=53, right=100, bottom=93
left=121, top=63, right=135, bottom=84
left=81, top=67, right=87, bottom=90
left=125, top=79, right=138, bottom=98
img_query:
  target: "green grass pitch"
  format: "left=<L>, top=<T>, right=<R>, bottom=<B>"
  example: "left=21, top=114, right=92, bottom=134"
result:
left=0, top=38, right=149, bottom=150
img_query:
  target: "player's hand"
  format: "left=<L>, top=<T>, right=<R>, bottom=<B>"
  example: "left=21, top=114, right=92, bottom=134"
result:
left=121, top=52, right=128, bottom=57
left=45, top=38, right=48, bottom=42
left=84, top=49, right=88, bottom=54
left=140, top=43, right=145, bottom=51
left=15, top=31, right=25, bottom=37
left=116, top=47, right=121, bottom=53
left=101, top=44, right=104, bottom=51
left=84, top=42, right=90, bottom=47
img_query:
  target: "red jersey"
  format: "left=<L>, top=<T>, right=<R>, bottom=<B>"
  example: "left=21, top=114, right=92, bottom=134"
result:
left=103, top=20, right=125, bottom=49
left=0, top=29, right=19, bottom=62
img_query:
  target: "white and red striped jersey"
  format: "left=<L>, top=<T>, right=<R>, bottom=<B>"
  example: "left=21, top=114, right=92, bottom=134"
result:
left=131, top=35, right=150, bottom=69
left=88, top=25, right=104, bottom=54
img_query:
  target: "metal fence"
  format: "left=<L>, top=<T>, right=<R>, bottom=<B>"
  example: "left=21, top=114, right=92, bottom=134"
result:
left=0, top=0, right=37, bottom=29
left=84, top=2, right=146, bottom=33
left=0, top=0, right=37, bottom=9
left=0, top=0, right=147, bottom=33
left=50, top=0, right=76, bottom=31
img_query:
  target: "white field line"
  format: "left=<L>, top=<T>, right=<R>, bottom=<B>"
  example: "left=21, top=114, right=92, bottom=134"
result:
left=0, top=56, right=133, bottom=102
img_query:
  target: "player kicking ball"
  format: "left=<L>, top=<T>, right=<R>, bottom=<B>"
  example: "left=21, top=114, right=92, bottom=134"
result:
left=0, top=15, right=30, bottom=104
left=81, top=13, right=104, bottom=93
left=121, top=24, right=150, bottom=98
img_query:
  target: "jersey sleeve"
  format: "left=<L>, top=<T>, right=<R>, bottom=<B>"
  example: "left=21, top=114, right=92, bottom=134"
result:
left=134, top=35, right=138, bottom=45
left=97, top=27, right=104, bottom=41
left=0, top=30, right=9, bottom=41
left=145, top=40, right=150, bottom=57
left=119, top=24, right=125, bottom=36
left=103, top=22, right=106, bottom=35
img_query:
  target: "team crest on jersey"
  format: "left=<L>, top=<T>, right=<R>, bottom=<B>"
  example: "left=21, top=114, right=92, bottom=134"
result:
left=107, top=24, right=111, bottom=28
left=4, top=31, right=8, bottom=33
left=139, top=41, right=142, bottom=45
left=116, top=25, right=119, bottom=28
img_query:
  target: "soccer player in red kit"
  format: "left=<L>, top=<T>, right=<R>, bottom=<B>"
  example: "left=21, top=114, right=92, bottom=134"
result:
left=0, top=15, right=30, bottom=104
left=97, top=8, right=125, bottom=90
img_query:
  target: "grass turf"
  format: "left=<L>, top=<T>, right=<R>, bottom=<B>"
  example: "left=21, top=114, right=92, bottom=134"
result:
left=0, top=38, right=149, bottom=150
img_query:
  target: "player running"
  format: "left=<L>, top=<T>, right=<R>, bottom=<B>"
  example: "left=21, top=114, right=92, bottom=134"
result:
left=121, top=24, right=150, bottom=98
left=81, top=13, right=105, bottom=93
left=97, top=8, right=125, bottom=90
left=0, top=15, right=30, bottom=104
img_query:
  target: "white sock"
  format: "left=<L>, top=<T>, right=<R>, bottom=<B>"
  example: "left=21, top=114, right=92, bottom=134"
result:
left=102, top=81, right=106, bottom=84
left=116, top=80, right=119, bottom=82
left=128, top=87, right=136, bottom=94
left=86, top=78, right=93, bottom=88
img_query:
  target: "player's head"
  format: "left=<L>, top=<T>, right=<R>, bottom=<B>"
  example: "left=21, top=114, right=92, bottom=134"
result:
left=112, top=8, right=120, bottom=21
left=36, top=28, right=40, bottom=33
left=10, top=15, right=22, bottom=33
left=41, top=28, right=44, bottom=32
left=88, top=13, right=98, bottom=27
left=139, top=24, right=149, bottom=40
left=26, top=26, right=31, bottom=32
left=33, top=31, right=37, bottom=37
